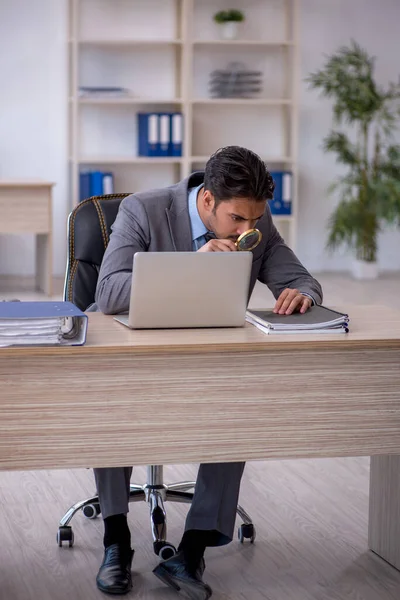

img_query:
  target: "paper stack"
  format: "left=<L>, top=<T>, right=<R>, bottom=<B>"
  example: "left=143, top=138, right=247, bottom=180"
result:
left=209, top=62, right=263, bottom=99
left=246, top=305, right=349, bottom=335
left=0, top=302, right=88, bottom=347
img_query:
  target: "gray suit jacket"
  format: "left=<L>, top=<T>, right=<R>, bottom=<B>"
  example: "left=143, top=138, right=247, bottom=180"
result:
left=95, top=172, right=322, bottom=314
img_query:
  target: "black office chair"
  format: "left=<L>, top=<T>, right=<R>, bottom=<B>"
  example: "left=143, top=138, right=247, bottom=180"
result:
left=57, top=194, right=256, bottom=558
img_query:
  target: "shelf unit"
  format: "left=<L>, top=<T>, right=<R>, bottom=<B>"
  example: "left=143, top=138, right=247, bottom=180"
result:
left=68, top=0, right=299, bottom=248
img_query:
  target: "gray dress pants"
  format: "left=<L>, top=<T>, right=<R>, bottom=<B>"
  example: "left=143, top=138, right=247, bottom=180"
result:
left=94, top=462, right=245, bottom=545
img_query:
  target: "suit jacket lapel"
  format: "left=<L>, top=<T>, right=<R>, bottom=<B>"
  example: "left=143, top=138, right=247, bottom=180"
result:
left=165, top=172, right=204, bottom=252
left=165, top=208, right=192, bottom=251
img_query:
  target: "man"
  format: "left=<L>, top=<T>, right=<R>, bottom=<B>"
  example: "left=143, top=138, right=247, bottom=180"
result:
left=94, top=146, right=322, bottom=598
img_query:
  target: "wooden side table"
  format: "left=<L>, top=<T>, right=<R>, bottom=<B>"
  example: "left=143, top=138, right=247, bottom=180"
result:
left=0, top=181, right=54, bottom=296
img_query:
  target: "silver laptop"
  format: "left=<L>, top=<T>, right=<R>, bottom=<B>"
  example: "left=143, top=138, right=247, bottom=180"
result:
left=114, top=251, right=252, bottom=329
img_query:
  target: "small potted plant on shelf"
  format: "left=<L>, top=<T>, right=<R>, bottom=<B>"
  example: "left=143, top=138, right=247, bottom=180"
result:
left=213, top=9, right=245, bottom=40
left=307, top=40, right=400, bottom=279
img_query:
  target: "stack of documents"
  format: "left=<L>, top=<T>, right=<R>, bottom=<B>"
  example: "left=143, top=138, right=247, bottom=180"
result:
left=78, top=86, right=130, bottom=97
left=209, top=62, right=263, bottom=98
left=246, top=305, right=349, bottom=335
left=0, top=302, right=88, bottom=347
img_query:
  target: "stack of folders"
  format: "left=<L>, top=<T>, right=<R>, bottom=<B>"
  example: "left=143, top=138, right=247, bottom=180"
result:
left=138, top=112, right=183, bottom=157
left=209, top=63, right=263, bottom=99
left=78, top=86, right=130, bottom=98
left=79, top=171, right=114, bottom=202
left=246, top=305, right=349, bottom=335
left=0, top=302, right=88, bottom=347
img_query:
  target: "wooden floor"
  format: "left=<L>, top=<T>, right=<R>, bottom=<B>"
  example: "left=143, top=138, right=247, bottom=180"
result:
left=1, top=272, right=400, bottom=600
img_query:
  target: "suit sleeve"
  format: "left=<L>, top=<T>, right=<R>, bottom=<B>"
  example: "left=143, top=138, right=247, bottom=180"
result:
left=258, top=213, right=323, bottom=304
left=95, top=195, right=150, bottom=315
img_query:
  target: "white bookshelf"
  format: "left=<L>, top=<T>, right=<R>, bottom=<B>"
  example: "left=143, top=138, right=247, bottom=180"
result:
left=68, top=0, right=299, bottom=248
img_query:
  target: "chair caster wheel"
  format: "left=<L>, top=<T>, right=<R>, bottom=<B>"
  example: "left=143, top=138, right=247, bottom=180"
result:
left=82, top=503, right=101, bottom=519
left=238, top=523, right=256, bottom=544
left=57, top=526, right=74, bottom=547
left=154, top=541, right=177, bottom=560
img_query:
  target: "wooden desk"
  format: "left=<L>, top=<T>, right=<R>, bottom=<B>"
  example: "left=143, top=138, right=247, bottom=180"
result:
left=0, top=181, right=54, bottom=295
left=0, top=305, right=399, bottom=569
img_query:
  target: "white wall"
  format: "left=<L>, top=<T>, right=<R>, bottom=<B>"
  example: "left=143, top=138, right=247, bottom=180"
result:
left=0, top=0, right=68, bottom=277
left=298, top=0, right=400, bottom=272
left=0, top=0, right=399, bottom=277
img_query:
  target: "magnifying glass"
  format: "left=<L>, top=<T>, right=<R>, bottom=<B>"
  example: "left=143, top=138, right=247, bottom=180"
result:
left=235, top=228, right=262, bottom=251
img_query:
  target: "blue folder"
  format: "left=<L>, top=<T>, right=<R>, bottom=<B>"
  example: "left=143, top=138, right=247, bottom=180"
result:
left=138, top=113, right=159, bottom=157
left=269, top=171, right=292, bottom=215
left=170, top=112, right=183, bottom=157
left=79, top=172, right=91, bottom=202
left=90, top=171, right=104, bottom=196
left=0, top=301, right=88, bottom=346
left=158, top=113, right=170, bottom=157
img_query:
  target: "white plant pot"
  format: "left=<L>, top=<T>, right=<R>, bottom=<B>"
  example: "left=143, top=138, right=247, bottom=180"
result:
left=351, top=259, right=378, bottom=280
left=220, top=21, right=240, bottom=40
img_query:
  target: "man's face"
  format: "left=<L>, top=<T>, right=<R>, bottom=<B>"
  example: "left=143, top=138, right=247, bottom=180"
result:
left=203, top=192, right=266, bottom=241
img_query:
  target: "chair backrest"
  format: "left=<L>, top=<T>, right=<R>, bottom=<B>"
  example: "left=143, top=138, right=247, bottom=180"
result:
left=64, top=194, right=130, bottom=310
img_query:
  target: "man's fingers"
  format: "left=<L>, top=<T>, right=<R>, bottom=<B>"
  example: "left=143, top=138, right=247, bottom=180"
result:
left=274, top=289, right=312, bottom=315
left=285, top=295, right=303, bottom=315
left=278, top=289, right=298, bottom=314
left=216, top=239, right=237, bottom=252
left=273, top=289, right=291, bottom=313
left=300, top=296, right=312, bottom=314
left=198, top=239, right=237, bottom=252
left=283, top=294, right=312, bottom=315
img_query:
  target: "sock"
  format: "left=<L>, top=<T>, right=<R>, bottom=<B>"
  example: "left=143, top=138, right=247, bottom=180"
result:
left=103, top=514, right=131, bottom=551
left=178, top=529, right=220, bottom=569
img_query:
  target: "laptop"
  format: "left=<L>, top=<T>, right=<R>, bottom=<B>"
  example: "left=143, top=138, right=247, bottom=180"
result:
left=114, top=251, right=252, bottom=329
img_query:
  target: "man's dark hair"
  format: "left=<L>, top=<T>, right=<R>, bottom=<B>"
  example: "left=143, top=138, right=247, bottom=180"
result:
left=203, top=146, right=275, bottom=206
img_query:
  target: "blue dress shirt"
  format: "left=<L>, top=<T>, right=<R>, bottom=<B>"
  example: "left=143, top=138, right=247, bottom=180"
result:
left=188, top=183, right=211, bottom=250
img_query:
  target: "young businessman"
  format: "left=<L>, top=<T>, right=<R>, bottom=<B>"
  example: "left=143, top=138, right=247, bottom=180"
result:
left=94, top=146, right=323, bottom=598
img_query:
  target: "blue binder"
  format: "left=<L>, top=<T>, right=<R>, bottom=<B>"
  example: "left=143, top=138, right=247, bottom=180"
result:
left=158, top=113, right=170, bottom=157
left=79, top=172, right=91, bottom=202
left=0, top=301, right=88, bottom=347
left=138, top=113, right=159, bottom=157
left=170, top=112, right=183, bottom=157
left=90, top=171, right=104, bottom=196
left=102, top=172, right=114, bottom=195
left=269, top=171, right=292, bottom=215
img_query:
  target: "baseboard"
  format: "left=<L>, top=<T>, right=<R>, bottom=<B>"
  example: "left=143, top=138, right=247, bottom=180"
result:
left=0, top=275, right=64, bottom=297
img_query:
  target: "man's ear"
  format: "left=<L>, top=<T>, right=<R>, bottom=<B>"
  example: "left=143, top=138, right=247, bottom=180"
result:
left=202, top=190, right=215, bottom=212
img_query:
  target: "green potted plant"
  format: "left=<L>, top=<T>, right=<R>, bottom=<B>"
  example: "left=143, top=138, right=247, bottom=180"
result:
left=213, top=9, right=245, bottom=40
left=307, top=41, right=400, bottom=279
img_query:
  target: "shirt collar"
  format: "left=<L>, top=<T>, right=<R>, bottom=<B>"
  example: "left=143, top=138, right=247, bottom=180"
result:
left=188, top=183, right=207, bottom=242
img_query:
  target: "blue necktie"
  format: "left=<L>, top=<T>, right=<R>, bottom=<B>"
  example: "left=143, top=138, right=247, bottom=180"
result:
left=194, top=232, right=215, bottom=250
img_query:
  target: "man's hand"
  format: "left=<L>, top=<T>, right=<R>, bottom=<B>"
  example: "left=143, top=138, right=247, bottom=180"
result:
left=273, top=288, right=312, bottom=315
left=197, top=239, right=237, bottom=252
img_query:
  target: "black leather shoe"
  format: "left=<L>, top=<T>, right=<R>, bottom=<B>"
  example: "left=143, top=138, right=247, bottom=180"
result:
left=96, top=543, right=134, bottom=595
left=153, top=551, right=212, bottom=599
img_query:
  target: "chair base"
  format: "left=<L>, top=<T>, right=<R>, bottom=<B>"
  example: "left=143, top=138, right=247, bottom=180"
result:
left=58, top=466, right=255, bottom=557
